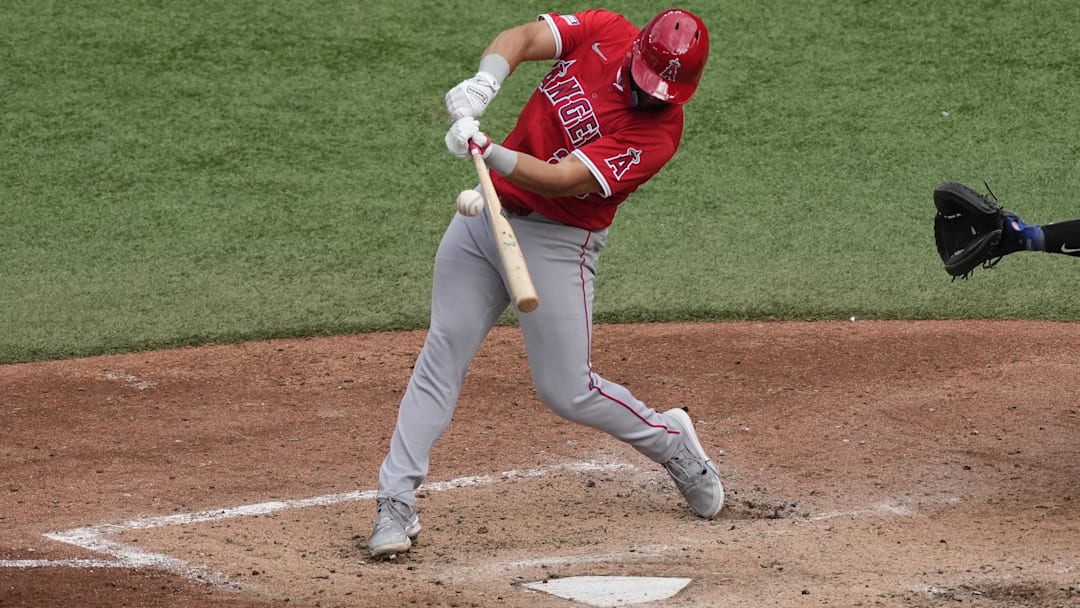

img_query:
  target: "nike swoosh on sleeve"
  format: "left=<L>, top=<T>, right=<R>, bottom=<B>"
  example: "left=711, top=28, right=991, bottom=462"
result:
left=591, top=42, right=608, bottom=61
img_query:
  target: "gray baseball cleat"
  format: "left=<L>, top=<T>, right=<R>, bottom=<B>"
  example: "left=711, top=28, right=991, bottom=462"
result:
left=662, top=408, right=724, bottom=518
left=368, top=497, right=421, bottom=558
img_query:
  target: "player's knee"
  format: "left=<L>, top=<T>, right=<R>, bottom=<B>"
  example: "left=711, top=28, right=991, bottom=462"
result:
left=534, top=382, right=593, bottom=423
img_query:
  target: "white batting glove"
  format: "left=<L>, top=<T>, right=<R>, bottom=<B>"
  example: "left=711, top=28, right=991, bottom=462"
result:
left=445, top=72, right=500, bottom=121
left=444, top=118, right=514, bottom=175
left=445, top=117, right=485, bottom=159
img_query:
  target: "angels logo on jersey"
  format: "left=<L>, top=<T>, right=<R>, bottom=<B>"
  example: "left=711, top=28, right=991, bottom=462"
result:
left=605, top=148, right=642, bottom=181
left=659, top=58, right=681, bottom=82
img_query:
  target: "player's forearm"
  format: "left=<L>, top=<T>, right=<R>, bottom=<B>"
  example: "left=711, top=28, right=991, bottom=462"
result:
left=1040, top=218, right=1080, bottom=256
left=500, top=152, right=598, bottom=199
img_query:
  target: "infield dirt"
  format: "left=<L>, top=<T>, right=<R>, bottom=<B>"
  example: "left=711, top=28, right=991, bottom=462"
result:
left=2, top=321, right=1078, bottom=607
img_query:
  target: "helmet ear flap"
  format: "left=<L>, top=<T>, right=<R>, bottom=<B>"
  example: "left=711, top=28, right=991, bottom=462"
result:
left=620, top=51, right=639, bottom=107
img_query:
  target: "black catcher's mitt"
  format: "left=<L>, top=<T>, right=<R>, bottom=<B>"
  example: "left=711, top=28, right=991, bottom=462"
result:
left=932, top=181, right=1019, bottom=279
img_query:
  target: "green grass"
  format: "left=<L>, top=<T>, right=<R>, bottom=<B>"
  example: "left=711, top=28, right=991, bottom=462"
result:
left=2, top=0, right=1079, bottom=364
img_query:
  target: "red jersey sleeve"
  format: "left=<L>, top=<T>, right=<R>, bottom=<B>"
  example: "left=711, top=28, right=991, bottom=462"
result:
left=538, top=10, right=632, bottom=59
left=572, top=109, right=683, bottom=198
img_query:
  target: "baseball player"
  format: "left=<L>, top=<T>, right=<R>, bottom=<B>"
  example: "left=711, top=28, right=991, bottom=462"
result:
left=933, top=181, right=1080, bottom=278
left=368, top=9, right=722, bottom=559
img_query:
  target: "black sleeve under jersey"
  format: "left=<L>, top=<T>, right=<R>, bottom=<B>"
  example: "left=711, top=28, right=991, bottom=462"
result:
left=1041, top=219, right=1080, bottom=257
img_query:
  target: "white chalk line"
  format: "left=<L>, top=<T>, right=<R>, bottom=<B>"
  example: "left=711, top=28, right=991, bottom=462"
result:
left=807, top=494, right=968, bottom=522
left=102, top=371, right=156, bottom=391
left=810, top=501, right=914, bottom=521
left=2, top=459, right=924, bottom=593
left=0, top=460, right=638, bottom=589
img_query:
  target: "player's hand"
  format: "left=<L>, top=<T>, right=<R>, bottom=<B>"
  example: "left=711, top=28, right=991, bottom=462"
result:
left=445, top=117, right=492, bottom=159
left=445, top=72, right=500, bottom=121
left=445, top=117, right=479, bottom=159
left=468, top=132, right=493, bottom=159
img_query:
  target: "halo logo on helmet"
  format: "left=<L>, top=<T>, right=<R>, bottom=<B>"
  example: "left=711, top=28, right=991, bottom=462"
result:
left=627, top=9, right=709, bottom=105
left=658, top=58, right=681, bottom=82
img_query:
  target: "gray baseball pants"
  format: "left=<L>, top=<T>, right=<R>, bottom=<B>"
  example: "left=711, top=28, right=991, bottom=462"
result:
left=376, top=204, right=681, bottom=506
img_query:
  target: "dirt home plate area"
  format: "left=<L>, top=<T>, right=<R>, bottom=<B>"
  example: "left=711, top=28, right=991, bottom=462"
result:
left=2, top=321, right=1078, bottom=607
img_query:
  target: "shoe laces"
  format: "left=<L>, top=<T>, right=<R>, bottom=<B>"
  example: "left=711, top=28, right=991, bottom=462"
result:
left=664, top=446, right=709, bottom=482
left=374, top=497, right=414, bottom=530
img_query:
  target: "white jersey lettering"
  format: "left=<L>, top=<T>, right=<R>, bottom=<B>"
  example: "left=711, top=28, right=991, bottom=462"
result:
left=539, top=60, right=602, bottom=149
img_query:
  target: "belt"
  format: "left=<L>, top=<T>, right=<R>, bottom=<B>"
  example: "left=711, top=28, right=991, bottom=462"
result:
left=500, top=199, right=533, bottom=217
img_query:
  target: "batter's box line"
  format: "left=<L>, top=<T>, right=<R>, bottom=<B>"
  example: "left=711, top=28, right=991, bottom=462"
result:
left=0, top=460, right=640, bottom=589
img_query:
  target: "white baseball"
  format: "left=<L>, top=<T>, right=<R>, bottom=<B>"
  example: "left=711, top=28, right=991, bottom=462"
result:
left=456, top=189, right=484, bottom=217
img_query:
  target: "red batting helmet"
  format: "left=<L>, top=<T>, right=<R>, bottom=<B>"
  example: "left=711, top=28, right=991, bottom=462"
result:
left=628, top=9, right=710, bottom=104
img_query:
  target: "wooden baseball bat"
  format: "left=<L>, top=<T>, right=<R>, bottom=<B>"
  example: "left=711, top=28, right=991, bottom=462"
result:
left=469, top=143, right=539, bottom=313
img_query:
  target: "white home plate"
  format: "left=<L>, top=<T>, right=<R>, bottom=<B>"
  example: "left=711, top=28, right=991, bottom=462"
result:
left=522, top=576, right=692, bottom=607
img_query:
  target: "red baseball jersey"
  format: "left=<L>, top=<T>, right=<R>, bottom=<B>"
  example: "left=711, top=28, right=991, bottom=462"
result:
left=491, top=10, right=685, bottom=231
